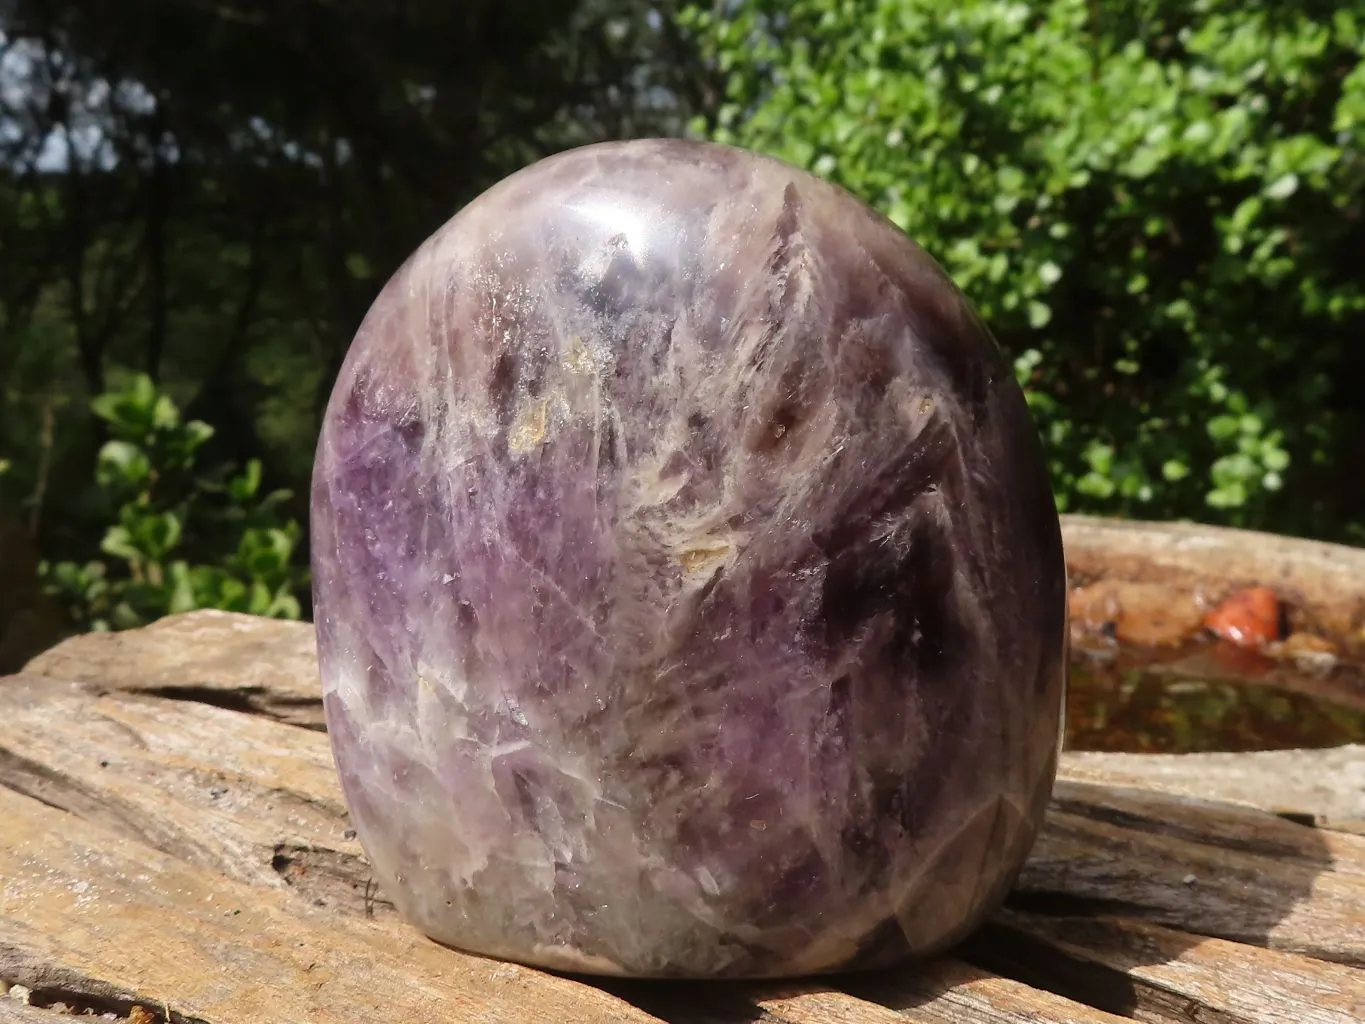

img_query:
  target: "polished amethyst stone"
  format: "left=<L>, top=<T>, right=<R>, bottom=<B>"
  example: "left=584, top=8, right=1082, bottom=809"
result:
left=310, top=139, right=1067, bottom=978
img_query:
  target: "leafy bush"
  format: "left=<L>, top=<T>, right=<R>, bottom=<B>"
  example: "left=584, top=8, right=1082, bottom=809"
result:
left=680, top=0, right=1365, bottom=539
left=40, top=375, right=309, bottom=631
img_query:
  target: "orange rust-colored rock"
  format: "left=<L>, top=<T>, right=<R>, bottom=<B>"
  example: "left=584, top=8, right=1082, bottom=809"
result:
left=1204, top=586, right=1284, bottom=648
left=1059, top=515, right=1365, bottom=647
left=1068, top=580, right=1205, bottom=647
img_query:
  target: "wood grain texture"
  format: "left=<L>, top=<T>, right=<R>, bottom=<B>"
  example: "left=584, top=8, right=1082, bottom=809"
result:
left=22, top=611, right=324, bottom=729
left=0, top=674, right=1122, bottom=1024
left=0, top=787, right=667, bottom=1024
left=1016, top=782, right=1365, bottom=965
left=0, top=675, right=383, bottom=920
left=7, top=609, right=1365, bottom=1022
left=0, top=675, right=1208, bottom=1023
left=980, top=911, right=1365, bottom=1024
left=0, top=1000, right=87, bottom=1024
left=1060, top=746, right=1365, bottom=832
left=840, top=960, right=1132, bottom=1023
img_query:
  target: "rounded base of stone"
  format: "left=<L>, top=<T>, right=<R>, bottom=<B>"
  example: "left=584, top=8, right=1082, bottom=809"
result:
left=417, top=905, right=999, bottom=980
left=371, top=783, right=1045, bottom=979
left=427, top=936, right=934, bottom=981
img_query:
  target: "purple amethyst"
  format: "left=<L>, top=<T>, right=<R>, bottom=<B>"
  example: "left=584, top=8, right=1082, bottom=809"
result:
left=310, top=139, right=1067, bottom=978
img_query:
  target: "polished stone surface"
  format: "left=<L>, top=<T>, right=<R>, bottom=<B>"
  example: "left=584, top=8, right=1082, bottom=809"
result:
left=310, top=138, right=1068, bottom=978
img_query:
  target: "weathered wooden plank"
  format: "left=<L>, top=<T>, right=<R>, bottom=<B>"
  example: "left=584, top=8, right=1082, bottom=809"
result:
left=0, top=1008, right=55, bottom=1023
left=0, top=676, right=1182, bottom=1024
left=0, top=996, right=71, bottom=1024
left=22, top=610, right=324, bottom=729
left=0, top=796, right=1136, bottom=1024
left=805, top=961, right=1130, bottom=1023
left=0, top=974, right=149, bottom=1022
left=0, top=676, right=1133, bottom=1024
left=623, top=967, right=1134, bottom=1024
left=746, top=987, right=921, bottom=1024
left=9, top=672, right=1365, bottom=959
left=0, top=675, right=382, bottom=919
left=614, top=983, right=914, bottom=1024
left=13, top=610, right=1365, bottom=1019
left=608, top=961, right=1132, bottom=1024
left=5, top=671, right=1364, bottom=1022
left=1016, top=783, right=1365, bottom=965
left=1049, top=778, right=1365, bottom=877
left=0, top=786, right=670, bottom=1024
left=977, top=911, right=1365, bottom=1024
left=1060, top=746, right=1365, bottom=833
left=0, top=1004, right=93, bottom=1024
left=10, top=674, right=1365, bottom=955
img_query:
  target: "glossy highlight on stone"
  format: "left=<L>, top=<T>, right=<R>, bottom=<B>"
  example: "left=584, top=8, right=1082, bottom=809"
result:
left=310, top=138, right=1068, bottom=979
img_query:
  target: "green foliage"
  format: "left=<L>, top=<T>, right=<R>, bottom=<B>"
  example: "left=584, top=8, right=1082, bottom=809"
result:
left=681, top=0, right=1365, bottom=536
left=0, top=2, right=720, bottom=645
left=40, top=375, right=309, bottom=632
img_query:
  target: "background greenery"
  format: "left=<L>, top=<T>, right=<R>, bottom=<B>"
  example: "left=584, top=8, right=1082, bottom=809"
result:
left=1, top=0, right=1362, bottom=669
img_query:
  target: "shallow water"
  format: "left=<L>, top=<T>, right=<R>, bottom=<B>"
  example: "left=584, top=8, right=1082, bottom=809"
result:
left=1065, top=655, right=1365, bottom=753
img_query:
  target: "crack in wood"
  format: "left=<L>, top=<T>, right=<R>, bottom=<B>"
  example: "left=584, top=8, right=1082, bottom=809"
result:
left=139, top=685, right=325, bottom=731
left=0, top=951, right=199, bottom=1024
